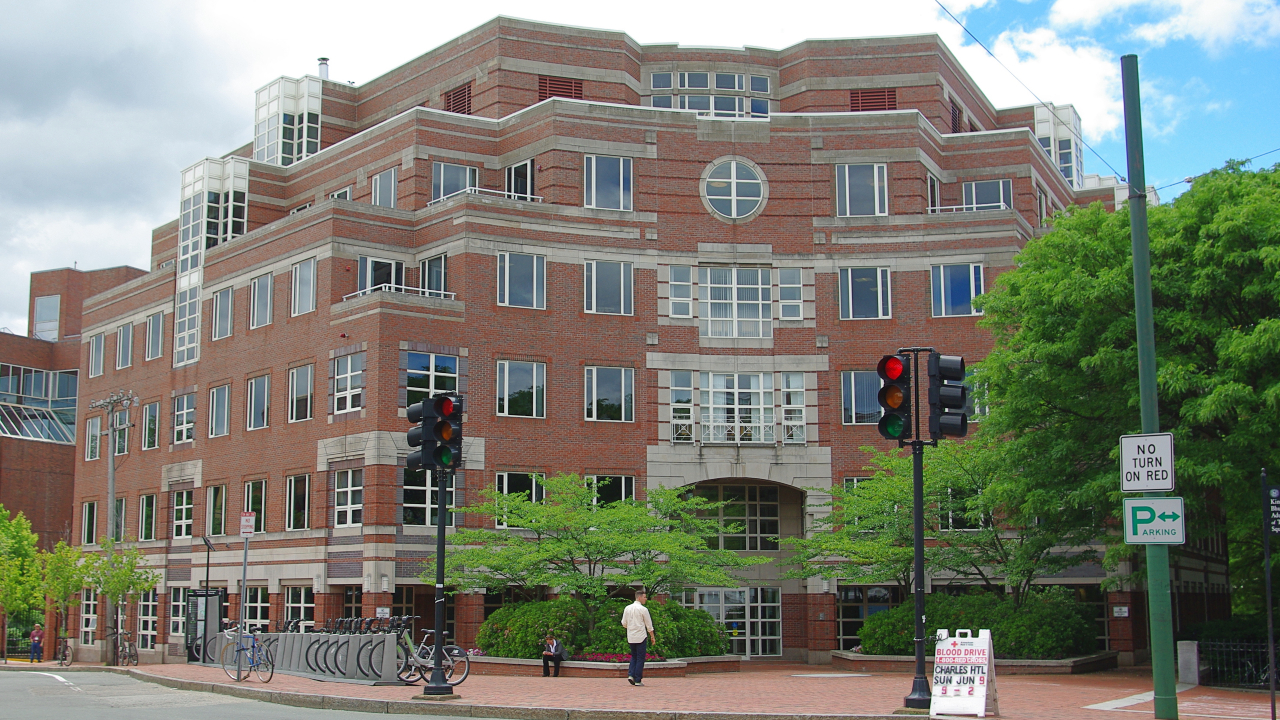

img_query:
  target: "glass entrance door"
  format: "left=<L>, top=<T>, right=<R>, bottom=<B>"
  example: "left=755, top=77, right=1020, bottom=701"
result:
left=678, top=586, right=781, bottom=657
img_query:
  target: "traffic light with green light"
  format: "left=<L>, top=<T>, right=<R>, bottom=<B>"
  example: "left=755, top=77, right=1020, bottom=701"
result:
left=928, top=353, right=968, bottom=439
left=430, top=394, right=464, bottom=470
left=877, top=354, right=912, bottom=440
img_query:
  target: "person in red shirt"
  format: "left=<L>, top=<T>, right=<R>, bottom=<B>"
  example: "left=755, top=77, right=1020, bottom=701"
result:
left=29, top=624, right=44, bottom=663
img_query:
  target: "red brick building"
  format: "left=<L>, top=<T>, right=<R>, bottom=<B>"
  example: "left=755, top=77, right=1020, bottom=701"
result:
left=51, top=17, right=1224, bottom=665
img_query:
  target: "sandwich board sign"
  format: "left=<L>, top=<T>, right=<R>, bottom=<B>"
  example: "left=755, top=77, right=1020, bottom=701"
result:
left=931, top=628, right=998, bottom=718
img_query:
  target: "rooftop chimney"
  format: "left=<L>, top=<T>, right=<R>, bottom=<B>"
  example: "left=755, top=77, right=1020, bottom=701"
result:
left=318, top=57, right=330, bottom=80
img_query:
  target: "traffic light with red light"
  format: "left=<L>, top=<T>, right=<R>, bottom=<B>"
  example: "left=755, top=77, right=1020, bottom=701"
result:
left=430, top=394, right=464, bottom=470
left=877, top=354, right=912, bottom=440
left=928, top=353, right=968, bottom=439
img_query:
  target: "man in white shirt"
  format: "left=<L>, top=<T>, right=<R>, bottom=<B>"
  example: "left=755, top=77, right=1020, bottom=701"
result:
left=620, top=590, right=656, bottom=686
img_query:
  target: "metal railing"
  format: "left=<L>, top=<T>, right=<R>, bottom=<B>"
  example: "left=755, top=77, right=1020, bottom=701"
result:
left=928, top=203, right=1012, bottom=213
left=702, top=422, right=776, bottom=444
left=1200, top=640, right=1271, bottom=688
left=343, top=284, right=456, bottom=302
left=426, top=186, right=545, bottom=207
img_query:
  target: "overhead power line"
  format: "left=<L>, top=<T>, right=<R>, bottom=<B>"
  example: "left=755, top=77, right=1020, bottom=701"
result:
left=1155, top=146, right=1280, bottom=192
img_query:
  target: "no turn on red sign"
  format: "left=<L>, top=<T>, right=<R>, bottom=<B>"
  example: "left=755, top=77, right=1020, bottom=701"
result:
left=1120, top=432, right=1175, bottom=492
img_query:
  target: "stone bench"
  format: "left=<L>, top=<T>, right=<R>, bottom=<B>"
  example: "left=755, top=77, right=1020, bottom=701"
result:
left=831, top=649, right=1118, bottom=675
left=468, top=654, right=741, bottom=677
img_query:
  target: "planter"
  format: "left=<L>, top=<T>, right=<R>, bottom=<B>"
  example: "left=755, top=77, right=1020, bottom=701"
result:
left=467, top=654, right=741, bottom=677
left=831, top=649, right=1118, bottom=675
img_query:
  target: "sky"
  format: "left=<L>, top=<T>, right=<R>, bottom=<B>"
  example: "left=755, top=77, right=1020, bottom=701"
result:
left=1, top=0, right=1277, bottom=335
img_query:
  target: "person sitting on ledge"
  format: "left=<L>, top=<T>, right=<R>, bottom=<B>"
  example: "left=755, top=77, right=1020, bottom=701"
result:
left=543, top=633, right=568, bottom=677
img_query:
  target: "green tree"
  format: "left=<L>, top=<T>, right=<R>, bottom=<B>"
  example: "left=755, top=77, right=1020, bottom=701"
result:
left=974, top=161, right=1280, bottom=610
left=38, top=542, right=88, bottom=643
left=84, top=537, right=161, bottom=665
left=0, top=505, right=42, bottom=655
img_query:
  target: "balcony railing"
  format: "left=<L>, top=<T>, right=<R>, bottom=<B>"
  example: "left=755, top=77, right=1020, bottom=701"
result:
left=426, top=186, right=545, bottom=207
left=343, top=284, right=456, bottom=302
left=702, top=422, right=775, bottom=444
left=928, top=203, right=1012, bottom=213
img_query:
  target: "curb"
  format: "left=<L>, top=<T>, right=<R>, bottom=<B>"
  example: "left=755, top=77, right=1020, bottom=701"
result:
left=1, top=664, right=904, bottom=719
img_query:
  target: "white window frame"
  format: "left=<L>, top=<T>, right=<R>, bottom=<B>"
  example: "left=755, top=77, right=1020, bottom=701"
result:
left=80, top=589, right=98, bottom=644
left=495, top=472, right=544, bottom=529
left=931, top=263, right=985, bottom=317
left=244, top=479, right=265, bottom=532
left=245, top=586, right=270, bottom=633
left=583, top=155, right=633, bottom=211
left=333, top=353, right=364, bottom=414
left=81, top=502, right=97, bottom=545
left=358, top=256, right=404, bottom=293
left=329, top=186, right=352, bottom=201
left=584, top=260, right=633, bottom=315
left=703, top=160, right=763, bottom=218
left=250, top=274, right=273, bottom=329
left=778, top=268, right=803, bottom=320
left=372, top=167, right=398, bottom=208
left=335, top=468, right=364, bottom=527
left=836, top=163, right=889, bottom=217
left=89, top=333, right=104, bottom=377
left=839, top=267, right=892, bottom=320
left=285, top=586, right=315, bottom=630
left=247, top=375, right=270, bottom=430
left=432, top=162, right=478, bottom=202
left=173, top=489, right=194, bottom=538
left=496, top=252, right=546, bottom=309
left=678, top=72, right=709, bottom=89
left=505, top=160, right=535, bottom=201
left=145, top=312, right=163, bottom=360
left=670, top=370, right=695, bottom=444
left=112, top=409, right=129, bottom=456
left=141, top=402, right=160, bottom=450
left=495, top=360, right=546, bottom=418
left=715, top=72, right=744, bottom=90
left=405, top=352, right=459, bottom=408
left=211, top=287, right=233, bottom=340
left=669, top=266, right=693, bottom=318
left=781, top=372, right=805, bottom=443
left=588, top=475, right=634, bottom=504
left=699, top=267, right=772, bottom=338
left=207, top=485, right=226, bottom=536
left=111, top=496, right=125, bottom=542
left=32, top=294, right=60, bottom=341
left=962, top=179, right=1013, bottom=211
left=750, top=75, right=770, bottom=93
left=842, top=370, right=883, bottom=425
left=116, top=323, right=133, bottom=369
left=85, top=416, right=101, bottom=460
left=700, top=372, right=775, bottom=444
left=421, top=254, right=447, bottom=298
left=651, top=72, right=673, bottom=89
left=286, top=474, right=310, bottom=531
left=292, top=258, right=316, bottom=316
left=173, top=393, right=195, bottom=444
left=209, top=384, right=230, bottom=437
left=404, top=468, right=456, bottom=528
left=138, top=494, right=156, bottom=541
left=928, top=175, right=942, bottom=213
left=173, top=286, right=200, bottom=366
left=584, top=367, right=634, bottom=422
left=170, top=588, right=188, bottom=637
left=289, top=365, right=313, bottom=422
left=137, top=589, right=159, bottom=649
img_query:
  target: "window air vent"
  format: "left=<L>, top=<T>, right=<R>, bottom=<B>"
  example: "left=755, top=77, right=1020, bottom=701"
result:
left=538, top=76, right=584, bottom=101
left=444, top=84, right=472, bottom=115
left=849, top=88, right=897, bottom=112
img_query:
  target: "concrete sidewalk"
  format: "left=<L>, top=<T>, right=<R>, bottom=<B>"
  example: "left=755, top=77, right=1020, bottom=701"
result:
left=2, top=660, right=1273, bottom=719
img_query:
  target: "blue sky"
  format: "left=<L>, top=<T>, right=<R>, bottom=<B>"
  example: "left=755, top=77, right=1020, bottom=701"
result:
left=1, top=0, right=1277, bottom=333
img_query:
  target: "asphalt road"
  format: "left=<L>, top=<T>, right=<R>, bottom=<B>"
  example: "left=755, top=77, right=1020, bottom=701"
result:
left=0, top=670, right=471, bottom=720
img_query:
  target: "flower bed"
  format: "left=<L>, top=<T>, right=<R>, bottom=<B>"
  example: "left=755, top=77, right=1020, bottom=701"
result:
left=571, top=652, right=665, bottom=662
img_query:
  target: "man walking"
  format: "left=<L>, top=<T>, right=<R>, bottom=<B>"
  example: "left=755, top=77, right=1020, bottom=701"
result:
left=621, top=590, right=655, bottom=686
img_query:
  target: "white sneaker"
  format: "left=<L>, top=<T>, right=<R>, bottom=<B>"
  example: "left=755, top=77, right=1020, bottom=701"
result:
left=627, top=676, right=635, bottom=685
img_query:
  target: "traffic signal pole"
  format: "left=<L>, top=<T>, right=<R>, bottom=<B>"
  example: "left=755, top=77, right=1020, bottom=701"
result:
left=906, top=350, right=931, bottom=709
left=1122, top=53, right=1178, bottom=720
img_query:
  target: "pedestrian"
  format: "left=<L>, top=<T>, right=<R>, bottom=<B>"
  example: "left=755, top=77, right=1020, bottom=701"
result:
left=620, top=590, right=655, bottom=686
left=542, top=632, right=568, bottom=677
left=29, top=624, right=44, bottom=664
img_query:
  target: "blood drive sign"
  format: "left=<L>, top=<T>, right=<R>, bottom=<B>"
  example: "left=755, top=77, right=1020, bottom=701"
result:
left=931, top=628, right=999, bottom=718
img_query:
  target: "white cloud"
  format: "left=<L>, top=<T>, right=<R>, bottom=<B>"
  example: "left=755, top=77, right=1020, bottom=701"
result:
left=1050, top=0, right=1280, bottom=51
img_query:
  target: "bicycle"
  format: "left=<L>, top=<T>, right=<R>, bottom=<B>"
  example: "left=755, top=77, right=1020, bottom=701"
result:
left=55, top=636, right=72, bottom=667
left=105, top=629, right=138, bottom=666
left=219, top=622, right=274, bottom=682
left=392, top=616, right=468, bottom=685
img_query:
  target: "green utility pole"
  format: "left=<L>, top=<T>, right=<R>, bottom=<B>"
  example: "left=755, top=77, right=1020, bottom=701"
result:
left=1121, top=53, right=1178, bottom=720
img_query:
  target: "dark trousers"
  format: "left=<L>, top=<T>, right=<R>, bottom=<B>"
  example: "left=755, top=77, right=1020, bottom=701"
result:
left=628, top=640, right=647, bottom=682
left=30, top=642, right=42, bottom=663
left=543, top=655, right=561, bottom=676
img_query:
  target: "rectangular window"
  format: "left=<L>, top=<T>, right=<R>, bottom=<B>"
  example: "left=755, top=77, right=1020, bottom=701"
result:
left=839, top=268, right=892, bottom=320
left=751, top=75, right=770, bottom=93
left=289, top=365, right=313, bottom=422
left=207, top=485, right=226, bottom=536
left=116, top=323, right=133, bottom=369
left=333, top=353, right=364, bottom=414
left=81, top=502, right=97, bottom=545
left=928, top=175, right=942, bottom=213
left=137, top=589, right=158, bottom=649
left=171, top=392, right=193, bottom=443
left=145, top=312, right=163, bottom=360
left=33, top=295, right=60, bottom=341
left=778, top=268, right=802, bottom=320
left=85, top=416, right=101, bottom=460
left=431, top=162, right=477, bottom=202
left=651, top=72, right=673, bottom=89
left=209, top=384, right=229, bottom=437
left=372, top=167, right=397, bottom=208
left=679, top=72, right=709, bottom=89
left=842, top=370, right=883, bottom=424
left=357, top=256, right=404, bottom=293
left=403, top=468, right=454, bottom=527
left=286, top=474, right=310, bottom=530
left=750, top=98, right=769, bottom=118
left=931, top=263, right=984, bottom=317
left=113, top=409, right=129, bottom=456
left=836, top=164, right=889, bottom=217
left=112, top=496, right=125, bottom=542
left=836, top=585, right=901, bottom=650
left=247, top=375, right=270, bottom=429
left=538, top=75, right=584, bottom=101
left=405, top=352, right=458, bottom=408
left=211, top=287, right=233, bottom=340
left=495, top=472, right=544, bottom=528
left=696, top=484, right=780, bottom=551
left=850, top=88, right=897, bottom=111
left=290, top=202, right=312, bottom=215
left=496, top=360, right=545, bottom=418
left=250, top=274, right=272, bottom=328
left=285, top=586, right=315, bottom=630
left=170, top=588, right=188, bottom=637
left=244, top=479, right=265, bottom=533
left=963, top=179, right=1013, bottom=211
left=89, top=333, right=104, bottom=377
left=173, top=490, right=193, bottom=538
left=583, top=155, right=633, bottom=211
left=141, top=402, right=159, bottom=450
left=591, top=475, right=634, bottom=504
left=715, top=73, right=744, bottom=90
left=712, top=95, right=747, bottom=117
left=245, top=586, right=270, bottom=633
left=174, top=286, right=200, bottom=365
left=138, top=494, right=156, bottom=541
left=496, top=252, right=546, bottom=309
left=781, top=372, right=805, bottom=443
left=670, top=370, right=694, bottom=444
left=700, top=372, right=774, bottom=443
left=650, top=95, right=673, bottom=108
left=669, top=266, right=693, bottom=318
left=335, top=468, right=364, bottom=527
left=584, top=260, right=633, bottom=315
left=679, top=95, right=711, bottom=114
left=585, top=367, right=634, bottom=422
left=80, top=589, right=98, bottom=644
left=422, top=254, right=447, bottom=297
left=699, top=267, right=772, bottom=338
left=292, top=258, right=316, bottom=315
left=330, top=187, right=352, bottom=201
left=505, top=160, right=534, bottom=201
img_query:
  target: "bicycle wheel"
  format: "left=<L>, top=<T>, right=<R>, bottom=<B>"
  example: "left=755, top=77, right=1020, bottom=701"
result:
left=126, top=642, right=138, bottom=666
left=220, top=641, right=248, bottom=681
left=444, top=647, right=469, bottom=686
left=254, top=646, right=274, bottom=683
left=396, top=642, right=419, bottom=683
left=57, top=641, right=70, bottom=666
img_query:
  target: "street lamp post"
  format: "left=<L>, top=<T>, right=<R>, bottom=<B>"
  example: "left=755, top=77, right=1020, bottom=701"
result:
left=87, top=389, right=136, bottom=666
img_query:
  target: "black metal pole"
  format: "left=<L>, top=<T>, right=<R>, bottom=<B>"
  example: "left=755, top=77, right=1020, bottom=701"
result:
left=1263, top=468, right=1275, bottom=720
left=422, top=469, right=453, bottom=695
left=903, top=349, right=931, bottom=709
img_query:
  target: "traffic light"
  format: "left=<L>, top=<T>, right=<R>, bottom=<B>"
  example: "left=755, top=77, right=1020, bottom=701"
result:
left=406, top=400, right=435, bottom=470
left=431, top=394, right=464, bottom=470
left=928, top=353, right=968, bottom=439
left=876, top=354, right=912, bottom=440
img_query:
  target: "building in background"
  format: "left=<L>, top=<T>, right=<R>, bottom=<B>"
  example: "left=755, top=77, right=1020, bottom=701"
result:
left=38, top=17, right=1216, bottom=666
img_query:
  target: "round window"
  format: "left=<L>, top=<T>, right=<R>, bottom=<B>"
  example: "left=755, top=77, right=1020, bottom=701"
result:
left=703, top=160, right=764, bottom=219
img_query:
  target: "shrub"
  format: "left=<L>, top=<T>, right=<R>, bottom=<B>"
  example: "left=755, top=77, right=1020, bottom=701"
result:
left=1180, top=615, right=1266, bottom=642
left=585, top=599, right=728, bottom=658
left=859, top=588, right=1095, bottom=660
left=475, top=598, right=590, bottom=659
